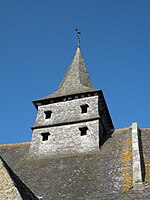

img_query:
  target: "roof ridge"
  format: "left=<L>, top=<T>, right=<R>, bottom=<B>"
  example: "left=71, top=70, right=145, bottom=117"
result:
left=0, top=142, right=31, bottom=148
left=78, top=48, right=93, bottom=88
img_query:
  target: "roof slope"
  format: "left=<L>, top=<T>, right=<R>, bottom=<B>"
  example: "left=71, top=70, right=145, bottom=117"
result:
left=1, top=128, right=150, bottom=200
left=0, top=156, right=38, bottom=200
left=35, top=47, right=97, bottom=101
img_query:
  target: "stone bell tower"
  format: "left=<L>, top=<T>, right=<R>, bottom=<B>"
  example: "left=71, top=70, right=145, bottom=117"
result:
left=29, top=45, right=114, bottom=157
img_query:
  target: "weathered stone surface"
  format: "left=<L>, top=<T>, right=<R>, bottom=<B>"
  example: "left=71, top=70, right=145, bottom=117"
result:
left=33, top=95, right=100, bottom=128
left=141, top=129, right=150, bottom=191
left=0, top=156, right=38, bottom=200
left=131, top=122, right=143, bottom=188
left=0, top=158, right=22, bottom=200
left=30, top=119, right=100, bottom=157
left=30, top=95, right=104, bottom=157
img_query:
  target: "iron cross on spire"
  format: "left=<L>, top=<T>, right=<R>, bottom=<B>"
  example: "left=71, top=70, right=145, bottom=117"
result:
left=75, top=29, right=81, bottom=47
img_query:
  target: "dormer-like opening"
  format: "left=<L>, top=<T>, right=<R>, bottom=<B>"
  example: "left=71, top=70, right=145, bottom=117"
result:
left=80, top=104, right=89, bottom=113
left=44, top=110, right=52, bottom=119
left=79, top=127, right=88, bottom=136
left=41, top=132, right=50, bottom=141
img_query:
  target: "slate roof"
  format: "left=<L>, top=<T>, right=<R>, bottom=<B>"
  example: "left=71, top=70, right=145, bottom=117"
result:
left=33, top=47, right=98, bottom=108
left=0, top=128, right=150, bottom=200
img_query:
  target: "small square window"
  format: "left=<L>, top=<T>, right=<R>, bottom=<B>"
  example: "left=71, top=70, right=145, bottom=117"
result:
left=41, top=132, right=50, bottom=141
left=79, top=127, right=88, bottom=136
left=80, top=104, right=89, bottom=114
left=44, top=110, right=52, bottom=119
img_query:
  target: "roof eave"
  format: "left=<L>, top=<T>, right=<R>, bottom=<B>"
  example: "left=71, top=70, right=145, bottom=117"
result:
left=32, top=89, right=101, bottom=109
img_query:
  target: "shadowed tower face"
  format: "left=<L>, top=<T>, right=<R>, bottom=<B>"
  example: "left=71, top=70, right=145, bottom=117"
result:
left=29, top=47, right=114, bottom=157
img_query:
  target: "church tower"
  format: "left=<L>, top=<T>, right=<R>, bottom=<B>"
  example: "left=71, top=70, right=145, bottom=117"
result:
left=29, top=44, right=114, bottom=157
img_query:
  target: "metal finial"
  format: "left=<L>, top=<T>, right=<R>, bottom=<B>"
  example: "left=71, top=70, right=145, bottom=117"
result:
left=75, top=29, right=81, bottom=47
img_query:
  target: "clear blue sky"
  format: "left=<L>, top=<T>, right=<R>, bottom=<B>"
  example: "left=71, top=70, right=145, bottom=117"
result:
left=0, top=0, right=150, bottom=144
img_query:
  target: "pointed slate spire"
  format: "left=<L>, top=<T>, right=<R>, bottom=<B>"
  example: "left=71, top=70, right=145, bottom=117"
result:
left=58, top=47, right=94, bottom=94
left=35, top=47, right=96, bottom=103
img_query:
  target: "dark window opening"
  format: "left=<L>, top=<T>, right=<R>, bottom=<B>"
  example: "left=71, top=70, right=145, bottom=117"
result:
left=79, top=127, right=88, bottom=136
left=44, top=110, right=52, bottom=119
left=41, top=132, right=50, bottom=141
left=80, top=104, right=89, bottom=113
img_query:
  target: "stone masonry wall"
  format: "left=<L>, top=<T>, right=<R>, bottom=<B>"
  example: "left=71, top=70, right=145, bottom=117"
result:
left=30, top=95, right=101, bottom=157
left=33, top=96, right=100, bottom=128
left=29, top=119, right=100, bottom=157
left=0, top=159, right=22, bottom=200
